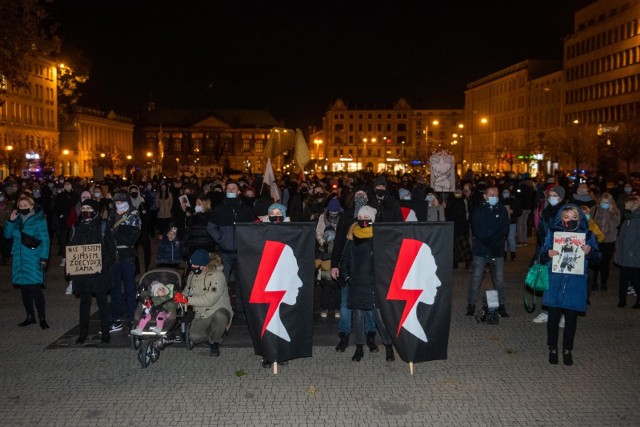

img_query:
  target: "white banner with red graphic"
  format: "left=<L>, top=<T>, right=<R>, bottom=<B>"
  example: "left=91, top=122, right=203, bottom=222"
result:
left=373, top=222, right=453, bottom=363
left=236, top=223, right=315, bottom=363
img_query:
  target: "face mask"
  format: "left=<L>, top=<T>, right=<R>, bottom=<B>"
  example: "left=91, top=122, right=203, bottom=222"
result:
left=600, top=202, right=609, bottom=209
left=194, top=205, right=204, bottom=213
left=375, top=189, right=386, bottom=198
left=80, top=211, right=95, bottom=222
left=565, top=220, right=579, bottom=230
left=426, top=194, right=435, bottom=202
left=226, top=192, right=237, bottom=199
left=487, top=196, right=499, bottom=206
left=269, top=215, right=283, bottom=223
left=328, top=212, right=339, bottom=221
left=548, top=196, right=560, bottom=206
left=192, top=267, right=202, bottom=275
left=315, top=193, right=323, bottom=199
left=244, top=196, right=255, bottom=205
left=355, top=195, right=367, bottom=204
left=130, top=192, right=139, bottom=199
left=33, top=190, right=41, bottom=198
left=358, top=219, right=373, bottom=228
left=18, top=208, right=31, bottom=215
left=300, top=187, right=308, bottom=194
left=585, top=214, right=591, bottom=220
left=116, top=202, right=129, bottom=212
left=0, top=196, right=4, bottom=202
left=624, top=187, right=633, bottom=193
left=94, top=192, right=102, bottom=198
left=502, top=192, right=510, bottom=199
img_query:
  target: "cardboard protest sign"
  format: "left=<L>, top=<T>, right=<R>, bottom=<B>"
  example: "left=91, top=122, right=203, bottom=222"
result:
left=66, top=244, right=102, bottom=275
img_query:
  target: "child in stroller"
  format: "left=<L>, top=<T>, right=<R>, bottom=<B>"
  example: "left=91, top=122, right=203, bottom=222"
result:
left=130, top=281, right=176, bottom=335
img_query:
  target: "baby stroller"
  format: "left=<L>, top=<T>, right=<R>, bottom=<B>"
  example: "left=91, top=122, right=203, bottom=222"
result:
left=130, top=268, right=187, bottom=368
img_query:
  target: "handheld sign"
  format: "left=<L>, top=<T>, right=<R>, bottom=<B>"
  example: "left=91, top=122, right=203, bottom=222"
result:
left=66, top=244, right=103, bottom=275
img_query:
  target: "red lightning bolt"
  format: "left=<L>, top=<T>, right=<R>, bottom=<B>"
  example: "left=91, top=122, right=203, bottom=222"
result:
left=386, top=239, right=424, bottom=337
left=250, top=241, right=287, bottom=338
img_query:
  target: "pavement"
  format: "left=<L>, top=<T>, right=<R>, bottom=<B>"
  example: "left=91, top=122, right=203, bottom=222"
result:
left=0, top=237, right=638, bottom=426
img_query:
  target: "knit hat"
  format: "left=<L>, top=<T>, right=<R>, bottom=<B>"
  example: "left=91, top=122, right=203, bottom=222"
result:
left=551, top=185, right=566, bottom=200
left=190, top=249, right=210, bottom=267
left=268, top=203, right=287, bottom=217
left=374, top=176, right=387, bottom=188
left=150, top=281, right=170, bottom=297
left=128, top=185, right=139, bottom=192
left=398, top=188, right=411, bottom=200
left=357, top=205, right=377, bottom=222
left=327, top=198, right=341, bottom=213
left=113, top=190, right=130, bottom=202
left=81, top=199, right=99, bottom=212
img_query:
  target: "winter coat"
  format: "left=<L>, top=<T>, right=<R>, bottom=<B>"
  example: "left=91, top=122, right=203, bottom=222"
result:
left=591, top=205, right=620, bottom=243
left=541, top=204, right=602, bottom=312
left=445, top=196, right=470, bottom=237
left=156, top=236, right=183, bottom=265
left=108, top=207, right=141, bottom=260
left=614, top=209, right=640, bottom=268
left=369, top=193, right=403, bottom=223
left=535, top=202, right=565, bottom=257
left=183, top=261, right=233, bottom=323
left=68, top=217, right=117, bottom=293
left=501, top=196, right=522, bottom=224
left=183, top=212, right=217, bottom=255
left=470, top=200, right=509, bottom=258
left=5, top=207, right=50, bottom=286
left=53, top=190, right=80, bottom=229
left=340, top=224, right=377, bottom=310
left=206, top=198, right=255, bottom=253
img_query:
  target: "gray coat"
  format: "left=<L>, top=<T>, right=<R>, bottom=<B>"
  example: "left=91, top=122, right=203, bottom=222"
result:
left=615, top=209, right=640, bottom=268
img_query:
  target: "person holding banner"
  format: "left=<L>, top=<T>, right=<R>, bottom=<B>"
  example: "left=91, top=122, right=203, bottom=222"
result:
left=340, top=205, right=395, bottom=362
left=541, top=204, right=601, bottom=365
left=5, top=195, right=50, bottom=329
left=68, top=199, right=117, bottom=344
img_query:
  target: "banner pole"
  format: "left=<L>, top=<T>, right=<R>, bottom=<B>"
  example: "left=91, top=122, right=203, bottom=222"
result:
left=409, top=361, right=414, bottom=376
left=273, top=362, right=278, bottom=375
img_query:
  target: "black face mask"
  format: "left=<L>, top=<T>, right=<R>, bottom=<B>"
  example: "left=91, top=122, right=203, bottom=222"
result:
left=80, top=211, right=95, bottom=222
left=375, top=189, right=386, bottom=198
left=244, top=197, right=255, bottom=205
left=358, top=219, right=373, bottom=228
left=192, top=267, right=202, bottom=275
left=315, top=193, right=323, bottom=199
left=18, top=208, right=31, bottom=215
left=564, top=220, right=579, bottom=230
left=130, top=192, right=139, bottom=198
left=269, top=215, right=283, bottom=223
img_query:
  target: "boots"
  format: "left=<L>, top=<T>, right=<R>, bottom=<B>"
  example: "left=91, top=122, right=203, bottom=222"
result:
left=76, top=328, right=88, bottom=344
left=39, top=317, right=50, bottom=329
left=385, top=344, right=395, bottom=361
left=351, top=344, right=364, bottom=362
left=563, top=350, right=573, bottom=366
left=18, top=316, right=36, bottom=327
left=366, top=332, right=379, bottom=352
left=100, top=329, right=110, bottom=345
left=335, top=333, right=349, bottom=352
left=210, top=342, right=220, bottom=357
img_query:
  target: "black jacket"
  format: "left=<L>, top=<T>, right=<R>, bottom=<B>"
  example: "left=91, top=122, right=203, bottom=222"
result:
left=69, top=217, right=117, bottom=293
left=340, top=232, right=377, bottom=310
left=184, top=212, right=217, bottom=255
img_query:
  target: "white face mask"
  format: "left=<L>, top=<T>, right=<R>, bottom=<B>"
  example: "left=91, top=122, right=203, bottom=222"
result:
left=116, top=201, right=129, bottom=213
left=194, top=205, right=204, bottom=213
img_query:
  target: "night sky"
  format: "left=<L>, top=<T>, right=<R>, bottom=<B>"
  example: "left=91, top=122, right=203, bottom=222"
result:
left=49, top=0, right=578, bottom=130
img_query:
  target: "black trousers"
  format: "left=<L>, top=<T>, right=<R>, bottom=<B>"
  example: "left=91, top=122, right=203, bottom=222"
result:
left=547, top=307, right=579, bottom=351
left=79, top=291, right=110, bottom=335
left=20, top=285, right=45, bottom=319
left=619, top=265, right=640, bottom=304
left=591, top=242, right=615, bottom=287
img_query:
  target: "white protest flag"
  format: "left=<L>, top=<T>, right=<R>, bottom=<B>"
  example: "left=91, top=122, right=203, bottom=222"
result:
left=263, top=158, right=281, bottom=202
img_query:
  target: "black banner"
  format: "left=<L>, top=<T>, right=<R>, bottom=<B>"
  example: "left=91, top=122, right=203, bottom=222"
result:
left=373, top=222, right=453, bottom=363
left=236, top=223, right=315, bottom=363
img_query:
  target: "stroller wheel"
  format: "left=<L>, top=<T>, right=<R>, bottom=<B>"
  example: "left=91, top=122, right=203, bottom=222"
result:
left=150, top=341, right=160, bottom=363
left=130, top=334, right=141, bottom=350
left=185, top=323, right=194, bottom=350
left=139, top=340, right=152, bottom=369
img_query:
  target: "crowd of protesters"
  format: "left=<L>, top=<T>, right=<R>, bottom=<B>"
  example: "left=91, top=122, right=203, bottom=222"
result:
left=1, top=167, right=639, bottom=365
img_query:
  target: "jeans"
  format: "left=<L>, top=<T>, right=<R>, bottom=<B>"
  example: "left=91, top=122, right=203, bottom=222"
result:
left=353, top=308, right=392, bottom=346
left=338, top=286, right=375, bottom=334
left=517, top=210, right=530, bottom=244
left=506, top=223, right=516, bottom=252
left=467, top=255, right=506, bottom=306
left=110, top=257, right=137, bottom=322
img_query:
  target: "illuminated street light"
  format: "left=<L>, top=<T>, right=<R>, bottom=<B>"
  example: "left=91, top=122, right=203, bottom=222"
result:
left=6, top=145, right=13, bottom=151
left=62, top=149, right=69, bottom=155
left=100, top=153, right=106, bottom=158
left=126, top=155, right=132, bottom=160
left=146, top=151, right=153, bottom=158
left=480, top=117, right=488, bottom=124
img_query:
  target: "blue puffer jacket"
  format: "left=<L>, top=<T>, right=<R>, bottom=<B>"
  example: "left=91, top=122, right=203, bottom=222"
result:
left=4, top=206, right=50, bottom=286
left=541, top=204, right=601, bottom=312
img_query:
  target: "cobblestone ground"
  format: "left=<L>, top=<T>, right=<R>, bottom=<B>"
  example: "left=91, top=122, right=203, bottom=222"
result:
left=0, top=239, right=638, bottom=426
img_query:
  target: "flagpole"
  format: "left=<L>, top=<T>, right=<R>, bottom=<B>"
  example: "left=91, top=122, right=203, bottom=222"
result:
left=409, top=361, right=414, bottom=375
left=273, top=362, right=278, bottom=375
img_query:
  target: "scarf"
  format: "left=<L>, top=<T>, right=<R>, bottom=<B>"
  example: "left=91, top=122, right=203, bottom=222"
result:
left=353, top=225, right=373, bottom=239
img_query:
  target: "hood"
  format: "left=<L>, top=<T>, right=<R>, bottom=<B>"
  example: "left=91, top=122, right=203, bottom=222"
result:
left=551, top=203, right=589, bottom=233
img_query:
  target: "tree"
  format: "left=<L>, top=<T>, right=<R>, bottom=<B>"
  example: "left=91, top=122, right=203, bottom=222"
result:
left=0, top=131, right=26, bottom=175
left=0, top=0, right=60, bottom=90
left=549, top=124, right=598, bottom=173
left=90, top=145, right=123, bottom=177
left=616, top=117, right=640, bottom=176
left=57, top=50, right=91, bottom=129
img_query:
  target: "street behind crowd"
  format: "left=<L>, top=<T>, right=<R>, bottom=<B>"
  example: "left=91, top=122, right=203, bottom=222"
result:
left=0, top=238, right=638, bottom=426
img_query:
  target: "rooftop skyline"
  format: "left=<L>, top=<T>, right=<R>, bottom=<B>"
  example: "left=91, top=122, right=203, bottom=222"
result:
left=50, top=1, right=577, bottom=130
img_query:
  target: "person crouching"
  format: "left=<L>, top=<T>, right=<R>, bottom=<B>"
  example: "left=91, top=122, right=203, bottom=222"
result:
left=174, top=249, right=233, bottom=357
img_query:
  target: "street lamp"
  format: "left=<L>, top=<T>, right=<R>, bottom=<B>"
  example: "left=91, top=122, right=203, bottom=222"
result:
left=313, top=139, right=323, bottom=171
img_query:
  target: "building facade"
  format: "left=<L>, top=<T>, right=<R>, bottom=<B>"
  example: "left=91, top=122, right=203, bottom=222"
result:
left=0, top=56, right=58, bottom=178
left=59, top=107, right=134, bottom=178
left=134, top=109, right=280, bottom=178
left=316, top=98, right=463, bottom=174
